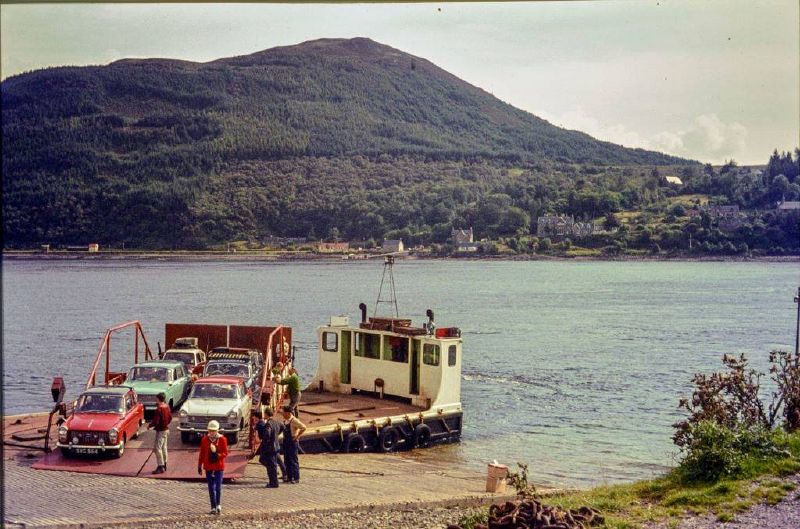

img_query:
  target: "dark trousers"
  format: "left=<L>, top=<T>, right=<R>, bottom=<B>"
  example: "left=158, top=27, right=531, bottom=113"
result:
left=277, top=453, right=286, bottom=478
left=205, top=470, right=223, bottom=509
left=260, top=451, right=279, bottom=486
left=282, top=437, right=300, bottom=482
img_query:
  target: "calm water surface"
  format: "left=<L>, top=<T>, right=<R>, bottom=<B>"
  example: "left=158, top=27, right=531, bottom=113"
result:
left=2, top=259, right=797, bottom=487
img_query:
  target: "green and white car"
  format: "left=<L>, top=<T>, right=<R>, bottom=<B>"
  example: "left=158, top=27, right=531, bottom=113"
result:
left=126, top=360, right=192, bottom=412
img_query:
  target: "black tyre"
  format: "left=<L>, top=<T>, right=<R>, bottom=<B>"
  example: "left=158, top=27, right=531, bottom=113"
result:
left=181, top=431, right=191, bottom=443
left=344, top=433, right=366, bottom=453
left=60, top=447, right=73, bottom=458
left=376, top=426, right=400, bottom=453
left=413, top=423, right=432, bottom=448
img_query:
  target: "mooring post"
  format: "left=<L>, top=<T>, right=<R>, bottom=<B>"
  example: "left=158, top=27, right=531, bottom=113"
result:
left=794, top=286, right=799, bottom=362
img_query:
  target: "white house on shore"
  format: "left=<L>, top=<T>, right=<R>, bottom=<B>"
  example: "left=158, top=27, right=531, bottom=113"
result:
left=382, top=239, right=404, bottom=253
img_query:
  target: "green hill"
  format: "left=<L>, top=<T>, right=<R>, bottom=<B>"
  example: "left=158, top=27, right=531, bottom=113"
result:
left=2, top=37, right=692, bottom=248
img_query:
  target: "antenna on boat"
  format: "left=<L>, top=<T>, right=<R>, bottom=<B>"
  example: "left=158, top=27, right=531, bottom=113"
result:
left=374, top=255, right=400, bottom=319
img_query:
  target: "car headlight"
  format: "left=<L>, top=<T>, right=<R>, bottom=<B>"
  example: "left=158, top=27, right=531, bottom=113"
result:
left=108, top=428, right=119, bottom=444
left=58, top=426, right=68, bottom=443
left=180, top=409, right=188, bottom=418
left=228, top=409, right=239, bottom=422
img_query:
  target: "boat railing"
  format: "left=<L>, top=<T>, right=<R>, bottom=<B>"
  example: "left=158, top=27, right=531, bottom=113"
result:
left=85, top=321, right=153, bottom=390
left=249, top=325, right=290, bottom=452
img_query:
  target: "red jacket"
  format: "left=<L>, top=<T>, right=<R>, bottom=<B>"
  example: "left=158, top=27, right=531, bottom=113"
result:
left=149, top=403, right=172, bottom=432
left=198, top=434, right=228, bottom=471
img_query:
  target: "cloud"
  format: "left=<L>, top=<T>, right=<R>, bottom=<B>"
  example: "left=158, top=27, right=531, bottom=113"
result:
left=541, top=107, right=748, bottom=163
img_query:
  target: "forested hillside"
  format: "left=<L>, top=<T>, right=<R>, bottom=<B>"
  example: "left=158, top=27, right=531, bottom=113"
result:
left=3, top=37, right=693, bottom=248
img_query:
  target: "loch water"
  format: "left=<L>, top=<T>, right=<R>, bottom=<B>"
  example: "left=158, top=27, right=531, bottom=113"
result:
left=2, top=258, right=797, bottom=487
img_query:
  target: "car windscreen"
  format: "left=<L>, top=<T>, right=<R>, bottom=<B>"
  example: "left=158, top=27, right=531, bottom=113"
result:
left=204, top=363, right=250, bottom=378
left=163, top=352, right=196, bottom=366
left=191, top=384, right=237, bottom=399
left=76, top=394, right=125, bottom=413
left=128, top=366, right=171, bottom=382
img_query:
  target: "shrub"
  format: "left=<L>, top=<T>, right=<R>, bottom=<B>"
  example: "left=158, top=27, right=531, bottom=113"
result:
left=678, top=420, right=744, bottom=482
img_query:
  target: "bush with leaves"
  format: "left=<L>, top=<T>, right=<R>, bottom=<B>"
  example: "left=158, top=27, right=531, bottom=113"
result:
left=674, top=350, right=800, bottom=482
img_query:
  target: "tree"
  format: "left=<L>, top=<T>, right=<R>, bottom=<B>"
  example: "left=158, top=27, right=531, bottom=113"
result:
left=603, top=213, right=620, bottom=230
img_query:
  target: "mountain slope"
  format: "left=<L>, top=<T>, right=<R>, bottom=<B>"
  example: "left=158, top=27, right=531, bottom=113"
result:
left=1, top=38, right=691, bottom=248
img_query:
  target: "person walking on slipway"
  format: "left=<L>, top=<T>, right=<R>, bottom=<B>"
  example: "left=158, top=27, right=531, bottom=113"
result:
left=198, top=420, right=228, bottom=515
left=148, top=392, right=171, bottom=474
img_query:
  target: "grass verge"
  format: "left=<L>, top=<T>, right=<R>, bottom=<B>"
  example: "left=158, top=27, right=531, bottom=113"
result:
left=469, top=431, right=800, bottom=529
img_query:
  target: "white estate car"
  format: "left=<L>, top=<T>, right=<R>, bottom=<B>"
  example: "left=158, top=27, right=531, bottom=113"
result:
left=177, top=376, right=252, bottom=444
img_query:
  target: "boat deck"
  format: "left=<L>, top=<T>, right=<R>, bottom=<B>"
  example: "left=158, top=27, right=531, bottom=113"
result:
left=300, top=391, right=425, bottom=428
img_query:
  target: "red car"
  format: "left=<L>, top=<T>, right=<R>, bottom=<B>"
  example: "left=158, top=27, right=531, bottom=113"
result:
left=58, top=385, right=144, bottom=458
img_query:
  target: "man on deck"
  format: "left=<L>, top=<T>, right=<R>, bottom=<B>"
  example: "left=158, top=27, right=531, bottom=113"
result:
left=274, top=367, right=302, bottom=418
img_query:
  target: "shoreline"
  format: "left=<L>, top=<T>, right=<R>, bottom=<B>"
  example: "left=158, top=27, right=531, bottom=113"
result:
left=3, top=251, right=799, bottom=263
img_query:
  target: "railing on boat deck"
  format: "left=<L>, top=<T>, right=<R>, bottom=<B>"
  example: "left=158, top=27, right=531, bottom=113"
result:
left=248, top=325, right=290, bottom=453
left=85, top=321, right=153, bottom=390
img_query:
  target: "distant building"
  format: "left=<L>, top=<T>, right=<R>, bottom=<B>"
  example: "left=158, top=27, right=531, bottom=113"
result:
left=451, top=228, right=478, bottom=252
left=704, top=205, right=740, bottom=218
left=777, top=200, right=800, bottom=211
left=665, top=176, right=683, bottom=185
left=536, top=215, right=594, bottom=239
left=316, top=242, right=350, bottom=253
left=66, top=244, right=100, bottom=252
left=382, top=239, right=404, bottom=253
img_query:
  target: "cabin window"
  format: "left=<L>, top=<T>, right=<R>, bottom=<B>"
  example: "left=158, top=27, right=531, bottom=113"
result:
left=448, top=345, right=457, bottom=366
left=423, top=344, right=440, bottom=366
left=322, top=332, right=338, bottom=352
left=355, top=332, right=380, bottom=359
left=386, top=336, right=409, bottom=363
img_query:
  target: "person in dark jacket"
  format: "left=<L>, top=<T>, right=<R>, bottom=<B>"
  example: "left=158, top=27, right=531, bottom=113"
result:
left=198, top=420, right=228, bottom=515
left=148, top=392, right=172, bottom=474
left=281, top=404, right=306, bottom=484
left=255, top=408, right=283, bottom=487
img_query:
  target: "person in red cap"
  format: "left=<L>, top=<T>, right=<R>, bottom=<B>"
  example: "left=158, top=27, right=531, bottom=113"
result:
left=198, top=420, right=228, bottom=515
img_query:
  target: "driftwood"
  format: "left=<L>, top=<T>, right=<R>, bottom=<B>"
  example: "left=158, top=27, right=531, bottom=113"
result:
left=449, top=499, right=604, bottom=529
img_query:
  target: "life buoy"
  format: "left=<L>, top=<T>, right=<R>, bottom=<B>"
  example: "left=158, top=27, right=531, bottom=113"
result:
left=413, top=423, right=432, bottom=448
left=376, top=426, right=400, bottom=453
left=344, top=433, right=366, bottom=453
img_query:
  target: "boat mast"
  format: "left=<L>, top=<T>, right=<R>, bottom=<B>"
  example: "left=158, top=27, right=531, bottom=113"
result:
left=374, top=255, right=400, bottom=319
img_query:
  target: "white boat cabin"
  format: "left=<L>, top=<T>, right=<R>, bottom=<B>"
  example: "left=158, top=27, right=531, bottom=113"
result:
left=311, top=314, right=462, bottom=410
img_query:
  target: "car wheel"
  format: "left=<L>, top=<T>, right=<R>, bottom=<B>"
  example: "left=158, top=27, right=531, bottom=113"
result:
left=181, top=431, right=191, bottom=443
left=168, top=400, right=174, bottom=411
left=227, top=432, right=238, bottom=445
left=60, top=447, right=73, bottom=458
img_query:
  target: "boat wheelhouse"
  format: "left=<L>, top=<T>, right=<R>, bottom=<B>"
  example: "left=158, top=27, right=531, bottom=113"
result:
left=298, top=260, right=463, bottom=453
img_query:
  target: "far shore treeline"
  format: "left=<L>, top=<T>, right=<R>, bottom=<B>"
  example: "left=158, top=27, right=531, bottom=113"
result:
left=2, top=38, right=798, bottom=255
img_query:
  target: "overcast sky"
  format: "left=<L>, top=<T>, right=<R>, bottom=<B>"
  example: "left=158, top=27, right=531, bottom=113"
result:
left=2, top=1, right=797, bottom=164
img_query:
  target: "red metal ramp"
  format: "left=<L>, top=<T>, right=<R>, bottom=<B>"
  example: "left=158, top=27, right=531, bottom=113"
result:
left=31, top=448, right=249, bottom=480
left=32, top=448, right=153, bottom=477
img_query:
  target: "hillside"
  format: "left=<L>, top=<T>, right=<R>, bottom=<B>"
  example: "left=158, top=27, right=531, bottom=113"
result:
left=2, top=37, right=692, bottom=248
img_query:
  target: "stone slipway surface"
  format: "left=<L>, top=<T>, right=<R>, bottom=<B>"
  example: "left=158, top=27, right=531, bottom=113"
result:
left=4, top=447, right=511, bottom=528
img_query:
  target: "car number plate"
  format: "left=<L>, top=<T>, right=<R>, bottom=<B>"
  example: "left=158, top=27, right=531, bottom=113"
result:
left=74, top=447, right=99, bottom=454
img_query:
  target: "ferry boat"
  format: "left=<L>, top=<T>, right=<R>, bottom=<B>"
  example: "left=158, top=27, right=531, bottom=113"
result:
left=298, top=256, right=464, bottom=453
left=16, top=257, right=462, bottom=479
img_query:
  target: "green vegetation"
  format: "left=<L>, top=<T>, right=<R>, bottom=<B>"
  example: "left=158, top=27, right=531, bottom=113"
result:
left=2, top=38, right=688, bottom=249
left=2, top=38, right=797, bottom=254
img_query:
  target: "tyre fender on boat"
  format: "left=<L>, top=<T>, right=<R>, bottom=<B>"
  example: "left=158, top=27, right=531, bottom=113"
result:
left=413, top=423, right=432, bottom=448
left=344, top=433, right=366, bottom=453
left=376, top=426, right=400, bottom=453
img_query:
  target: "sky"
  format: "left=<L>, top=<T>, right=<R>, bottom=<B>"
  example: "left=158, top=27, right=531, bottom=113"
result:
left=1, top=1, right=797, bottom=165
